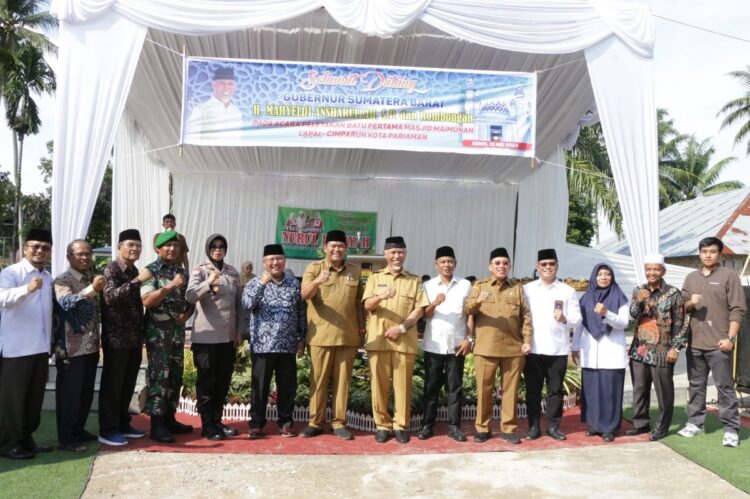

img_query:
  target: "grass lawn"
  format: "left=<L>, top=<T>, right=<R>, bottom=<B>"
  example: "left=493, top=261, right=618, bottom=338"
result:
left=0, top=411, right=99, bottom=499
left=624, top=406, right=750, bottom=493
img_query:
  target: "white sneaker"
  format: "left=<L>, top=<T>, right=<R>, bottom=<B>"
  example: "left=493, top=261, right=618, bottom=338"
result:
left=722, top=431, right=739, bottom=448
left=677, top=423, right=704, bottom=438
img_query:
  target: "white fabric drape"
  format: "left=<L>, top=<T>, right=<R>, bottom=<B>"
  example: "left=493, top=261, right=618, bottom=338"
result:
left=50, top=11, right=146, bottom=273
left=49, top=0, right=658, bottom=278
left=51, top=0, right=654, bottom=54
left=171, top=174, right=518, bottom=279
left=515, top=147, right=569, bottom=277
left=112, top=110, right=170, bottom=270
left=585, top=35, right=658, bottom=278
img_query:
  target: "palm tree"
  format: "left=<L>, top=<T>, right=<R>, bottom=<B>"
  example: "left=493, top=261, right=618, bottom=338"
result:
left=656, top=108, right=687, bottom=208
left=0, top=42, right=55, bottom=252
left=566, top=123, right=623, bottom=236
left=0, top=0, right=57, bottom=255
left=718, top=65, right=750, bottom=157
left=668, top=136, right=742, bottom=201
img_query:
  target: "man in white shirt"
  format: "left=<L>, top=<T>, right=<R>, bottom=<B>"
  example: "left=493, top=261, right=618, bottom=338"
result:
left=0, top=229, right=54, bottom=460
left=185, top=66, right=244, bottom=143
left=418, top=246, right=473, bottom=442
left=523, top=248, right=581, bottom=441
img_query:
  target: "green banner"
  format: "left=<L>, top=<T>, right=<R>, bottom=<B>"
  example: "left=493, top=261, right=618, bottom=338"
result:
left=276, top=207, right=377, bottom=259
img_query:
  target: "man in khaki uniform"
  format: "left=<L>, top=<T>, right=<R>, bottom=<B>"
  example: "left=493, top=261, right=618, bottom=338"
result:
left=363, top=236, right=428, bottom=444
left=300, top=230, right=364, bottom=441
left=464, top=247, right=532, bottom=444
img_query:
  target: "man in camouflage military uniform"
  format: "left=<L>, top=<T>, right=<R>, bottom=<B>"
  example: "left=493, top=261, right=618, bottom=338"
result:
left=141, top=231, right=195, bottom=443
left=362, top=236, right=428, bottom=444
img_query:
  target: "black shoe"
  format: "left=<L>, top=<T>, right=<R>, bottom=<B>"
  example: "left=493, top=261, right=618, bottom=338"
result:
left=375, top=430, right=391, bottom=443
left=526, top=425, right=541, bottom=440
left=201, top=425, right=226, bottom=441
left=546, top=428, right=567, bottom=441
left=649, top=430, right=667, bottom=441
left=585, top=429, right=600, bottom=437
left=625, top=426, right=651, bottom=436
left=2, top=445, right=35, bottom=460
left=333, top=427, right=353, bottom=441
left=301, top=426, right=324, bottom=438
left=500, top=432, right=521, bottom=444
left=165, top=413, right=193, bottom=435
left=26, top=443, right=53, bottom=454
left=59, top=442, right=88, bottom=452
left=602, top=432, right=615, bottom=442
left=447, top=426, right=467, bottom=443
left=474, top=432, right=491, bottom=443
left=394, top=430, right=410, bottom=444
left=216, top=422, right=239, bottom=437
left=248, top=429, right=263, bottom=440
left=417, top=426, right=433, bottom=440
left=79, top=431, right=99, bottom=442
left=150, top=416, right=176, bottom=444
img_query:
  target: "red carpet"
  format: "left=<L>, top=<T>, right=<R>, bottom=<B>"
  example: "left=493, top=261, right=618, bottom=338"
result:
left=100, top=407, right=648, bottom=455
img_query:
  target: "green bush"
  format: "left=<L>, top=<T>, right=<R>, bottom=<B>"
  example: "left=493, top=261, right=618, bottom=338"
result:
left=181, top=348, right=582, bottom=410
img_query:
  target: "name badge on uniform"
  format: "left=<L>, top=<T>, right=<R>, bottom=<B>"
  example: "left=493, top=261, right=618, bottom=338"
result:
left=377, top=283, right=387, bottom=287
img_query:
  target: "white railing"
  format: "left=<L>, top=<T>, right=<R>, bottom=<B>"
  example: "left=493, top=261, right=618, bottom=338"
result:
left=177, top=392, right=578, bottom=432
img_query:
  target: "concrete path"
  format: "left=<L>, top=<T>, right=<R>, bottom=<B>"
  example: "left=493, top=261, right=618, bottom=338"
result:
left=82, top=442, right=747, bottom=498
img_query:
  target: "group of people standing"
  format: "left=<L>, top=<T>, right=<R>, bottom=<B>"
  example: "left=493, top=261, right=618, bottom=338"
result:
left=0, top=221, right=744, bottom=459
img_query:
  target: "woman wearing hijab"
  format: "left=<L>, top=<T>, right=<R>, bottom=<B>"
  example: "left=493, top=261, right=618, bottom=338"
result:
left=572, top=263, right=630, bottom=442
left=186, top=234, right=242, bottom=440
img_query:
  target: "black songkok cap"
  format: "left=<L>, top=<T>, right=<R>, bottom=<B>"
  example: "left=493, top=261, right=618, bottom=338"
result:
left=489, top=247, right=509, bottom=261
left=118, top=229, right=141, bottom=243
left=326, top=230, right=347, bottom=245
left=537, top=248, right=558, bottom=261
left=213, top=66, right=235, bottom=80
left=26, top=229, right=52, bottom=244
left=384, top=236, right=406, bottom=250
left=263, top=244, right=285, bottom=257
left=435, top=246, right=455, bottom=260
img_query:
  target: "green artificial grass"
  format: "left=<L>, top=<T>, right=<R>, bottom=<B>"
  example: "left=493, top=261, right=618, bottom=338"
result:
left=623, top=406, right=750, bottom=493
left=0, top=411, right=99, bottom=499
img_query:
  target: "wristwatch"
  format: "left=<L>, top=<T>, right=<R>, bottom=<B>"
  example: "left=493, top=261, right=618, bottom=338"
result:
left=398, top=323, right=407, bottom=334
left=729, top=336, right=737, bottom=344
left=466, top=336, right=476, bottom=345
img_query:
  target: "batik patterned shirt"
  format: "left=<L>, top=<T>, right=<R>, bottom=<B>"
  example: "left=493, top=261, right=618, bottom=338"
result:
left=101, top=259, right=144, bottom=349
left=54, top=268, right=100, bottom=358
left=629, top=281, right=687, bottom=367
left=242, top=274, right=306, bottom=354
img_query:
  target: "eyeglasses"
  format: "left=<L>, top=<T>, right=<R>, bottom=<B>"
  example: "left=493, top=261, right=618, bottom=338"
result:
left=25, top=244, right=51, bottom=252
left=538, top=261, right=557, bottom=268
left=209, top=245, right=226, bottom=251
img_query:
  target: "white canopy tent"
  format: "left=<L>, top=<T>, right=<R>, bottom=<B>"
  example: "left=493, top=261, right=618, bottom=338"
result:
left=49, top=0, right=659, bottom=279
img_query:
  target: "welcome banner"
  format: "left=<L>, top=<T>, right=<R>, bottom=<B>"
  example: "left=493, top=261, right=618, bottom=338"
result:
left=181, top=57, right=536, bottom=157
left=276, top=207, right=377, bottom=260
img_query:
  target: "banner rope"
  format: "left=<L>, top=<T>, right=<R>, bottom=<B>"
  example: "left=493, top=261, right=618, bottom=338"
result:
left=144, top=37, right=184, bottom=57
left=535, top=156, right=614, bottom=181
left=110, top=143, right=180, bottom=162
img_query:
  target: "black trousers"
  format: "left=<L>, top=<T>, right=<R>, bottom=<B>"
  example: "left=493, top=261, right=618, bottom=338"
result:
left=421, top=351, right=465, bottom=427
left=0, top=353, right=48, bottom=452
left=192, top=342, right=235, bottom=424
left=250, top=352, right=296, bottom=430
left=99, top=346, right=142, bottom=437
left=630, top=359, right=674, bottom=434
left=524, top=353, right=568, bottom=429
left=56, top=352, right=99, bottom=446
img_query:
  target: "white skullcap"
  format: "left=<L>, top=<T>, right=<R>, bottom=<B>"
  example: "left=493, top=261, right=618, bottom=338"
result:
left=643, top=253, right=665, bottom=266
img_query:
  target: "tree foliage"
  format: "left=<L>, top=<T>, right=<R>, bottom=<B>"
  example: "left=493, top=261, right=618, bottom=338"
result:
left=566, top=108, right=743, bottom=243
left=718, top=65, right=750, bottom=157
left=0, top=0, right=57, bottom=258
